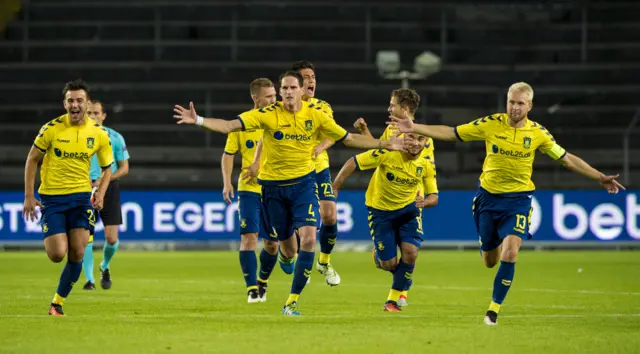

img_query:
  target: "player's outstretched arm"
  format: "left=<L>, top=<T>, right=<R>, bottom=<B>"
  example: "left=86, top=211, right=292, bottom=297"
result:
left=342, top=133, right=406, bottom=151
left=559, top=153, right=625, bottom=194
left=23, top=146, right=45, bottom=222
left=387, top=112, right=457, bottom=141
left=332, top=157, right=358, bottom=197
left=353, top=118, right=373, bottom=138
left=173, top=102, right=242, bottom=134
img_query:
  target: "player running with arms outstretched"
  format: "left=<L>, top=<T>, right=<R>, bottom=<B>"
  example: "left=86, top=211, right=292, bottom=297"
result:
left=388, top=82, right=624, bottom=325
left=23, top=80, right=114, bottom=316
left=221, top=78, right=279, bottom=303
left=173, top=71, right=406, bottom=315
left=332, top=130, right=438, bottom=312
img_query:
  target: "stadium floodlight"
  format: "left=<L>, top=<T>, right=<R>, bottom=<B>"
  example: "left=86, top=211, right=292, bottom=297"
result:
left=376, top=50, right=442, bottom=89
left=376, top=50, right=401, bottom=76
left=414, top=51, right=442, bottom=77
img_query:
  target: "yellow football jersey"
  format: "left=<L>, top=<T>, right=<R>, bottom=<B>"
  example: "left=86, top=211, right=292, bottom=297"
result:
left=307, top=97, right=334, bottom=173
left=33, top=114, right=113, bottom=195
left=223, top=128, right=263, bottom=194
left=454, top=113, right=566, bottom=194
left=380, top=125, right=435, bottom=195
left=355, top=148, right=438, bottom=211
left=238, top=101, right=348, bottom=183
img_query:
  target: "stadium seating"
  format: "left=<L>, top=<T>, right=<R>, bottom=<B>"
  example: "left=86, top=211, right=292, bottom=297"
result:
left=0, top=1, right=638, bottom=189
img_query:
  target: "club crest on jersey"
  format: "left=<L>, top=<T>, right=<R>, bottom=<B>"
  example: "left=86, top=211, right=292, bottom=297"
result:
left=86, top=137, right=95, bottom=149
left=523, top=137, right=532, bottom=149
left=416, top=167, right=423, bottom=177
left=42, top=223, right=48, bottom=233
left=240, top=219, right=247, bottom=229
left=304, top=120, right=313, bottom=131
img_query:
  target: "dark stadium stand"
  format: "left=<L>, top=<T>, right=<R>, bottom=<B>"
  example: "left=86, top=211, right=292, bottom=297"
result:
left=0, top=1, right=638, bottom=189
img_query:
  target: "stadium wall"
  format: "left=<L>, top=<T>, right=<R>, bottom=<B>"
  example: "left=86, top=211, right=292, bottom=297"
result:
left=1, top=190, right=639, bottom=250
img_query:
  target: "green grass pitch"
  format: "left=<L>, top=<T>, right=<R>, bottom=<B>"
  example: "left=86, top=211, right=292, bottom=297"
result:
left=1, top=250, right=639, bottom=353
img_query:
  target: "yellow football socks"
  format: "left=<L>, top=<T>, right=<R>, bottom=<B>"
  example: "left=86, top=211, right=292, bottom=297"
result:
left=286, top=294, right=300, bottom=305
left=319, top=252, right=331, bottom=265
left=52, top=293, right=65, bottom=306
left=489, top=301, right=501, bottom=314
left=387, top=289, right=402, bottom=303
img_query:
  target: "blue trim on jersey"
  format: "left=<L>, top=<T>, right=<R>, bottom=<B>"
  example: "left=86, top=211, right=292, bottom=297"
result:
left=558, top=151, right=567, bottom=160
left=353, top=156, right=361, bottom=171
left=237, top=116, right=246, bottom=131
left=224, top=151, right=236, bottom=155
left=258, top=171, right=315, bottom=187
left=33, top=143, right=46, bottom=153
left=453, top=127, right=463, bottom=142
left=336, top=132, right=349, bottom=144
left=101, top=163, right=112, bottom=169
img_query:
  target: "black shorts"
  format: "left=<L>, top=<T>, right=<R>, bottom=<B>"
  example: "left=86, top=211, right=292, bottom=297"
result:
left=98, top=180, right=122, bottom=226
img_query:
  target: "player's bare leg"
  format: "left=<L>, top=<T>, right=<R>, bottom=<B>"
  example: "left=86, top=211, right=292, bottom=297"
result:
left=382, top=242, right=418, bottom=312
left=484, top=236, right=522, bottom=325
left=482, top=244, right=502, bottom=268
left=239, top=232, right=260, bottom=303
left=99, top=225, right=119, bottom=290
left=282, top=225, right=316, bottom=316
left=278, top=232, right=298, bottom=274
left=317, top=200, right=341, bottom=286
left=44, top=233, right=68, bottom=263
left=257, top=238, right=278, bottom=302
left=48, top=229, right=89, bottom=316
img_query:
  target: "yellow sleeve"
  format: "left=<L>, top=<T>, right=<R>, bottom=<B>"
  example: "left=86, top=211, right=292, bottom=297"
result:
left=380, top=126, right=398, bottom=140
left=96, top=129, right=114, bottom=168
left=423, top=156, right=438, bottom=195
left=537, top=125, right=567, bottom=160
left=33, top=123, right=54, bottom=152
left=224, top=132, right=239, bottom=155
left=318, top=111, right=348, bottom=142
left=320, top=101, right=334, bottom=119
left=354, top=149, right=390, bottom=171
left=454, top=115, right=495, bottom=142
left=238, top=109, right=263, bottom=131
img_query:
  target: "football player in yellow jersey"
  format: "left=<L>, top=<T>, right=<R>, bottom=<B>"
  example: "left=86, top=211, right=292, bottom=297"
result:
left=332, top=131, right=438, bottom=312
left=388, top=82, right=625, bottom=325
left=317, top=88, right=429, bottom=306
left=292, top=60, right=340, bottom=286
left=221, top=78, right=279, bottom=303
left=357, top=88, right=432, bottom=307
left=173, top=71, right=406, bottom=316
left=23, top=80, right=114, bottom=316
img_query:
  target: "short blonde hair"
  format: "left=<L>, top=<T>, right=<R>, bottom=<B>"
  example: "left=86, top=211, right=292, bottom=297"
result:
left=508, top=82, right=534, bottom=102
left=249, top=78, right=274, bottom=96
